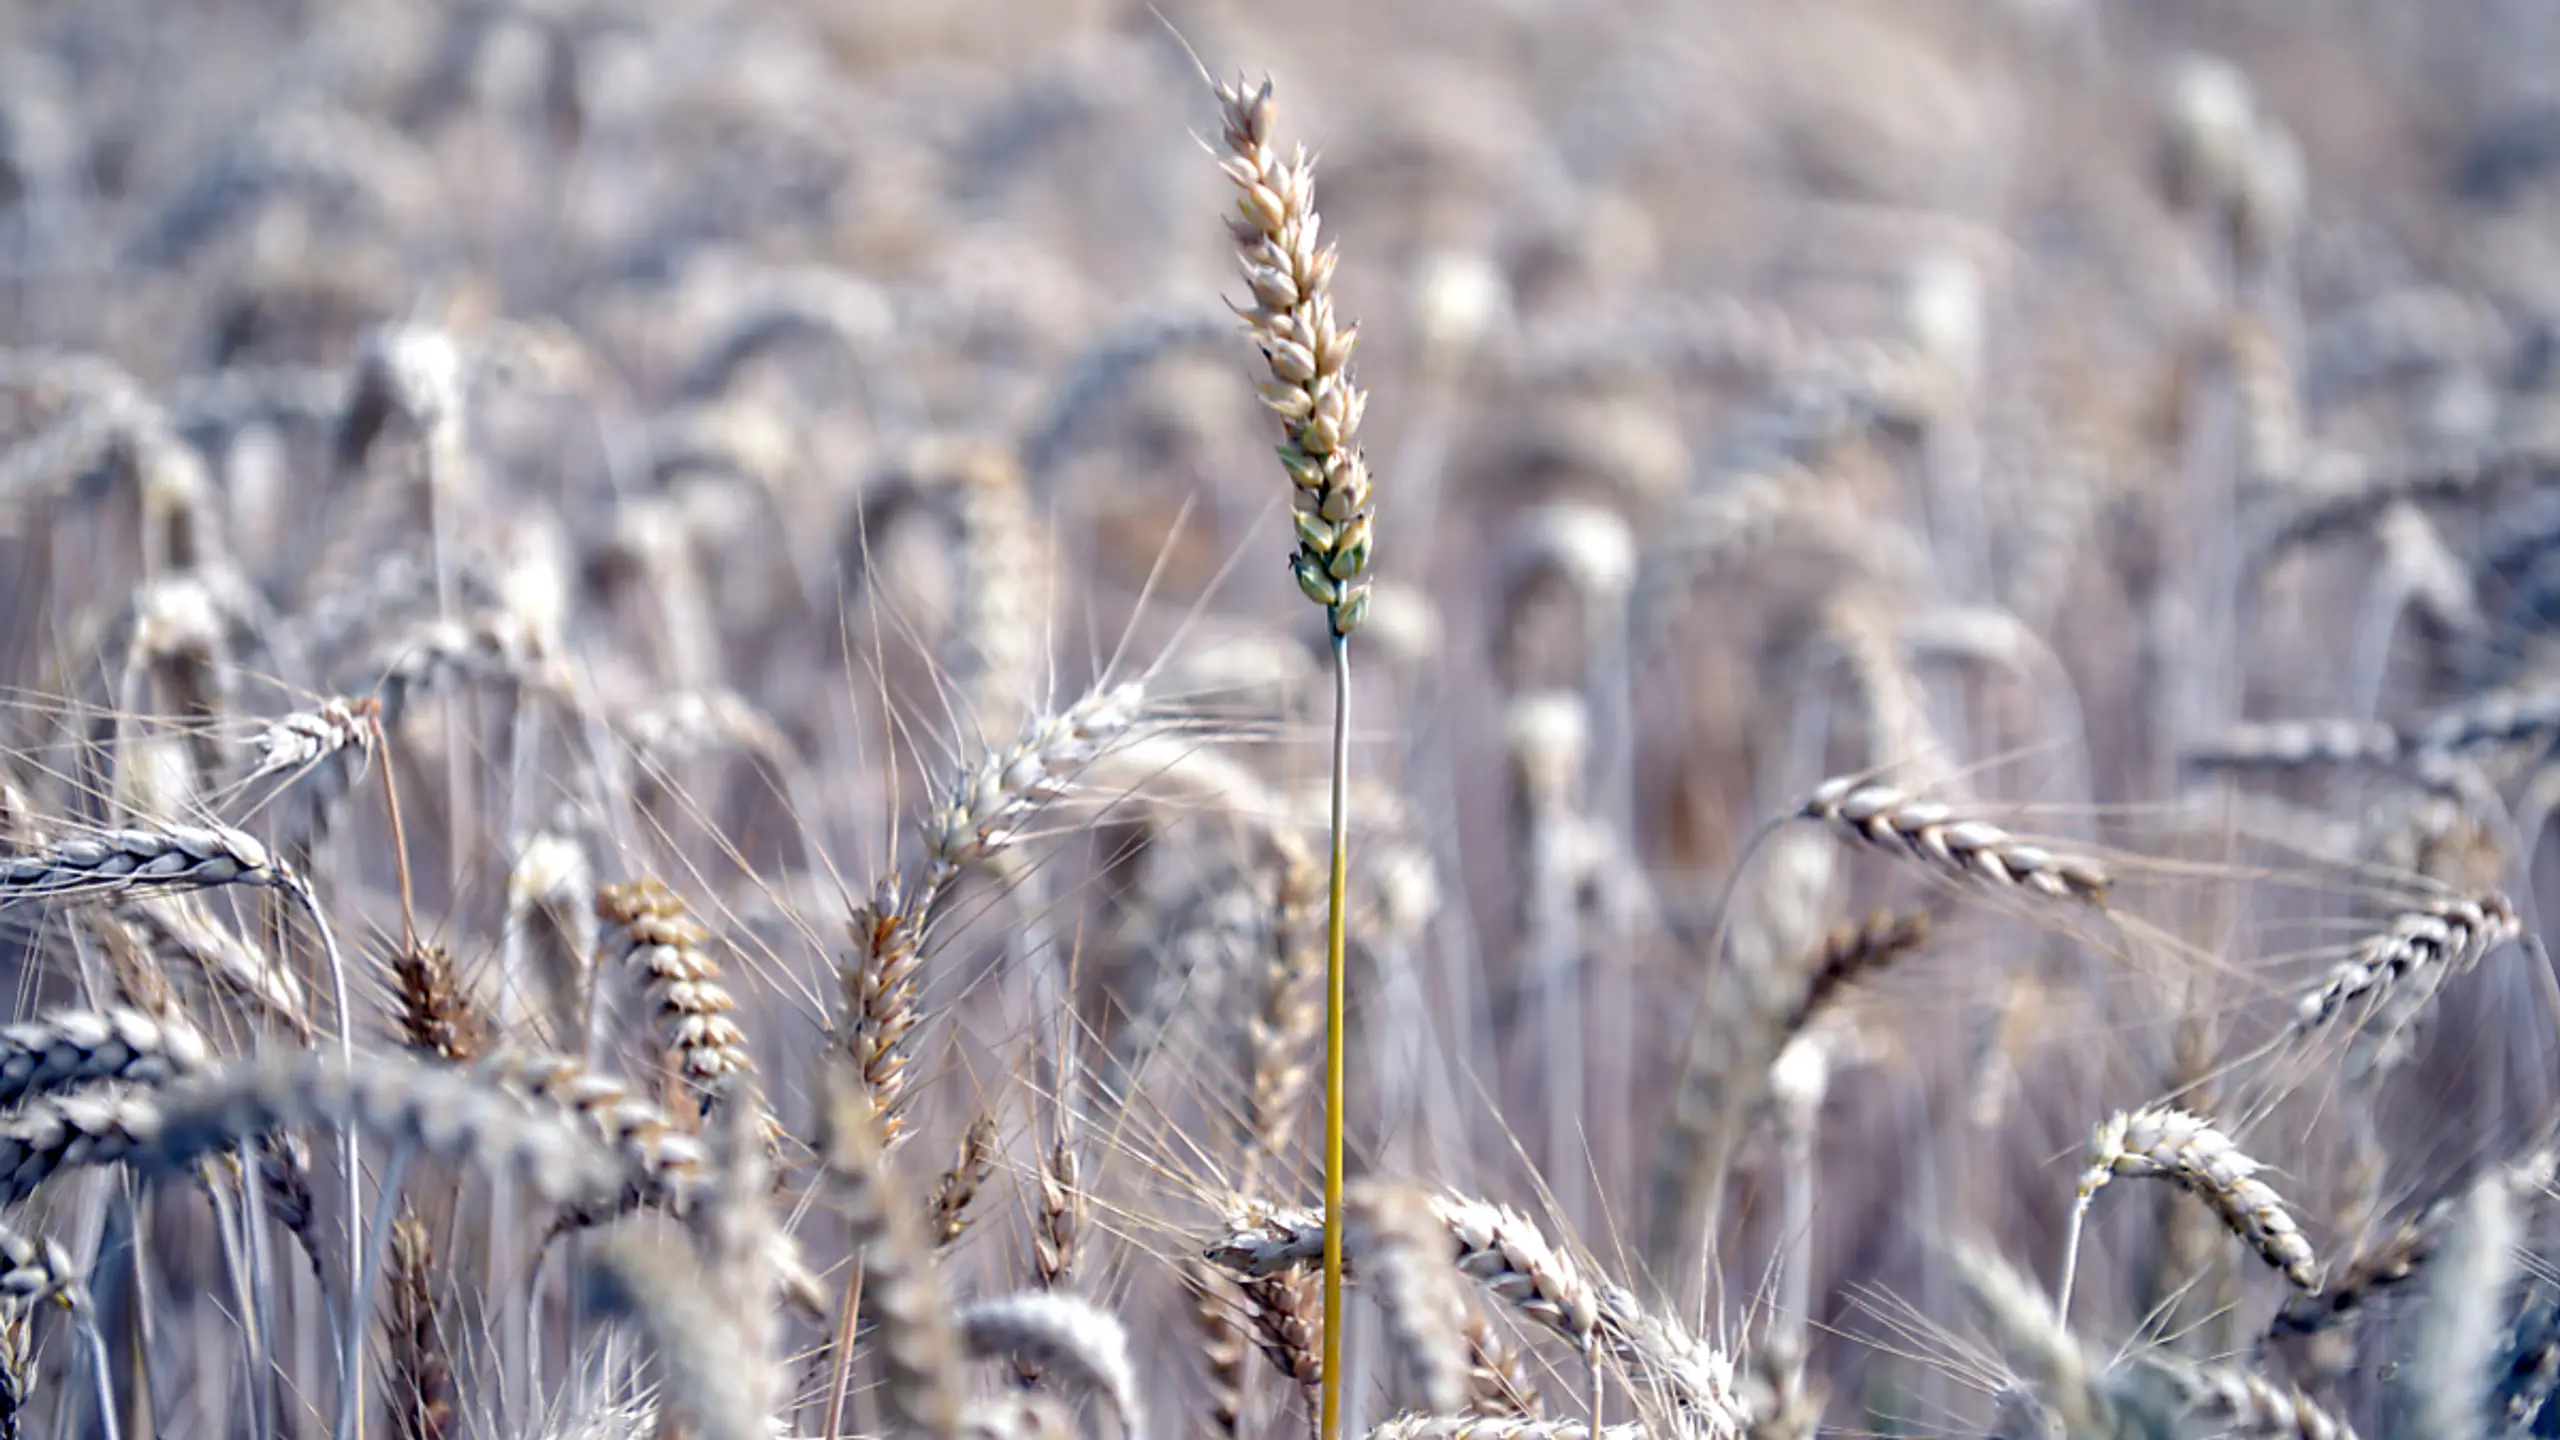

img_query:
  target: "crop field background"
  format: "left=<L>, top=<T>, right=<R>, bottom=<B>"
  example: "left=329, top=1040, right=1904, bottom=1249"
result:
left=1, top=0, right=2559, bottom=1436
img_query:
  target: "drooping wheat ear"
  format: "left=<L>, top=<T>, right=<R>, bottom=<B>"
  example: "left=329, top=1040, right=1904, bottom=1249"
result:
left=2401, top=1168, right=2516, bottom=1440
left=390, top=941, right=486, bottom=1063
left=384, top=1214, right=456, bottom=1440
left=1209, top=1193, right=1749, bottom=1433
left=1216, top=75, right=1374, bottom=638
left=947, top=442, right=1049, bottom=737
left=0, top=823, right=285, bottom=905
left=504, top=830, right=595, bottom=1054
left=483, top=1052, right=708, bottom=1210
left=1797, top=778, right=2111, bottom=906
left=929, top=1112, right=1000, bottom=1249
left=0, top=1007, right=209, bottom=1108
left=1948, top=1243, right=2118, bottom=1437
left=816, top=1058, right=965, bottom=1440
left=841, top=681, right=1146, bottom=1143
left=2121, top=1355, right=2360, bottom=1440
left=1362, top=1184, right=1474, bottom=1415
left=2397, top=683, right=2560, bottom=764
left=581, top=1217, right=769, bottom=1440
left=2183, top=717, right=2401, bottom=775
left=2061, top=1107, right=2318, bottom=1316
left=1790, top=908, right=1935, bottom=1032
left=956, top=1292, right=1147, bottom=1440
left=1367, top=1421, right=1641, bottom=1440
left=597, top=877, right=751, bottom=1114
left=2290, top=891, right=2519, bottom=1036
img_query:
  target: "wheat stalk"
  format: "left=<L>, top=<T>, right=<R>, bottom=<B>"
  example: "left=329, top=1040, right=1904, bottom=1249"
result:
left=1214, top=70, right=1380, bottom=1440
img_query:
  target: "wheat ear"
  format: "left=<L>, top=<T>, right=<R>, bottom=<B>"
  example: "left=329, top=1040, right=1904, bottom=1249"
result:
left=383, top=1215, right=456, bottom=1440
left=1209, top=1191, right=1748, bottom=1434
left=0, top=1007, right=209, bottom=1107
left=1797, top=778, right=2110, bottom=905
left=1215, top=70, right=1378, bottom=1440
left=955, top=1292, right=1146, bottom=1440
left=816, top=1057, right=965, bottom=1440
left=2059, top=1106, right=2317, bottom=1319
left=929, top=1112, right=1000, bottom=1249
left=840, top=680, right=1144, bottom=1143
left=596, top=877, right=752, bottom=1113
left=2290, top=891, right=2519, bottom=1035
left=1368, top=1422, right=1642, bottom=1440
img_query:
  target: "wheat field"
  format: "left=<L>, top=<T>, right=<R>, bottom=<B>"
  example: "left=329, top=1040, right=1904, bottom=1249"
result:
left=0, top=0, right=2557, bottom=1435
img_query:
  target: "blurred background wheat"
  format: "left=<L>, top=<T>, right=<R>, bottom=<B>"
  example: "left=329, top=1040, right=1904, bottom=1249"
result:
left=3, top=0, right=2560, bottom=1435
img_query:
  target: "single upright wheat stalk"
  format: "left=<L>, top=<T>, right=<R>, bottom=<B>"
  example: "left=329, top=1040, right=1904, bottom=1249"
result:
left=1215, top=70, right=1377, bottom=1440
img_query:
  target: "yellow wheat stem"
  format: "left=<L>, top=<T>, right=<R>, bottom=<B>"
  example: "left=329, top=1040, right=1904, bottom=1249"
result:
left=1323, top=632, right=1351, bottom=1440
